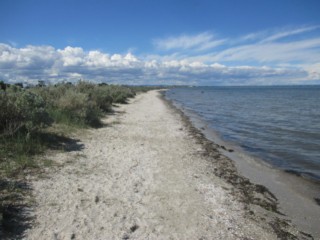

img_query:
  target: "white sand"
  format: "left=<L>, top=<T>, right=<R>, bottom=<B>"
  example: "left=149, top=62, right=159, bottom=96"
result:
left=26, top=91, right=285, bottom=239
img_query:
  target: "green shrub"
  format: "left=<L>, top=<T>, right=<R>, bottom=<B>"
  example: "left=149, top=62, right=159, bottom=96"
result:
left=31, top=83, right=72, bottom=105
left=107, top=85, right=135, bottom=104
left=90, top=86, right=113, bottom=112
left=74, top=82, right=114, bottom=112
left=0, top=88, right=52, bottom=136
left=128, top=86, right=160, bottom=93
left=0, top=81, right=147, bottom=178
left=0, top=81, right=135, bottom=132
left=51, top=89, right=102, bottom=126
left=75, top=81, right=95, bottom=93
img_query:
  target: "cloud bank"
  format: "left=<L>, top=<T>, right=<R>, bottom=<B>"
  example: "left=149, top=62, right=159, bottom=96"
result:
left=0, top=26, right=319, bottom=85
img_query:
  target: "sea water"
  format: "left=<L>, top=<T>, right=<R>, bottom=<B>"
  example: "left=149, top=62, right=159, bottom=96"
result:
left=165, top=86, right=320, bottom=182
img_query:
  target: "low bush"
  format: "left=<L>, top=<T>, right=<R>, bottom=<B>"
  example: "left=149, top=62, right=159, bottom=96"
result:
left=112, top=86, right=135, bottom=104
left=75, top=82, right=113, bottom=112
left=0, top=80, right=151, bottom=177
left=0, top=86, right=52, bottom=177
left=0, top=86, right=52, bottom=137
left=53, top=89, right=102, bottom=126
left=1, top=81, right=156, bottom=134
left=90, top=86, right=113, bottom=112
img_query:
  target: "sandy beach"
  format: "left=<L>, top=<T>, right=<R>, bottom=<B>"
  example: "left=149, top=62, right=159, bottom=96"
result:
left=25, top=90, right=308, bottom=239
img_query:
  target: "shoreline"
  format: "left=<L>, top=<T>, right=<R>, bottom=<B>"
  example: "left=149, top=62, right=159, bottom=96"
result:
left=25, top=90, right=310, bottom=239
left=165, top=87, right=320, bottom=185
left=161, top=90, right=320, bottom=238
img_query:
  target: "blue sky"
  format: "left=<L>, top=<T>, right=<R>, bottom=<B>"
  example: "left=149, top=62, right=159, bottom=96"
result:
left=0, top=0, right=320, bottom=85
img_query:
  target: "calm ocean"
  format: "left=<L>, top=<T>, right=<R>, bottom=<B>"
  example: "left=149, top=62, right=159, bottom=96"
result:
left=165, top=86, right=320, bottom=182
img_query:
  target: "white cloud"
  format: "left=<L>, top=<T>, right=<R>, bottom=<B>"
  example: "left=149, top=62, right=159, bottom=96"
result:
left=166, top=26, right=320, bottom=83
left=0, top=34, right=317, bottom=86
left=153, top=32, right=226, bottom=51
left=0, top=44, right=58, bottom=69
left=85, top=50, right=110, bottom=67
left=210, top=37, right=320, bottom=63
left=58, top=46, right=85, bottom=67
left=239, top=25, right=319, bottom=43
left=151, top=26, right=320, bottom=73
left=260, top=25, right=320, bottom=43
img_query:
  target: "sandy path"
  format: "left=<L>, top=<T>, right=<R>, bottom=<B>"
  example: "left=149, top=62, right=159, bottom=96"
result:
left=26, top=91, right=279, bottom=240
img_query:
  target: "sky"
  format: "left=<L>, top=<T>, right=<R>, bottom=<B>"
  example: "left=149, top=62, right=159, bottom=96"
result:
left=0, top=0, right=320, bottom=86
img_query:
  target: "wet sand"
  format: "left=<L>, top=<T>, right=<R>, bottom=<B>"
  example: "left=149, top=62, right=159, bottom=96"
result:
left=26, top=90, right=309, bottom=239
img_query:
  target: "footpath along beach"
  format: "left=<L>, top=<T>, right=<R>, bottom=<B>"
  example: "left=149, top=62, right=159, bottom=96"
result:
left=26, top=90, right=311, bottom=239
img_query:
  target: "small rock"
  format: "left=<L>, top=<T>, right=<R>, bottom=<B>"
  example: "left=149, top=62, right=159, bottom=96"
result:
left=95, top=196, right=100, bottom=203
left=130, top=224, right=139, bottom=233
left=71, top=233, right=76, bottom=239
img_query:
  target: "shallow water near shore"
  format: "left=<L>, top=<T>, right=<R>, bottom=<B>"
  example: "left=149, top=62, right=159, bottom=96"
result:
left=166, top=86, right=320, bottom=182
left=165, top=86, right=320, bottom=237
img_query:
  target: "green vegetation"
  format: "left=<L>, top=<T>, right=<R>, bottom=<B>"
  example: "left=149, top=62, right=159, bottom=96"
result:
left=0, top=81, right=161, bottom=237
left=0, top=85, right=52, bottom=137
left=0, top=81, right=153, bottom=177
left=30, top=82, right=136, bottom=127
left=0, top=81, right=158, bottom=237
